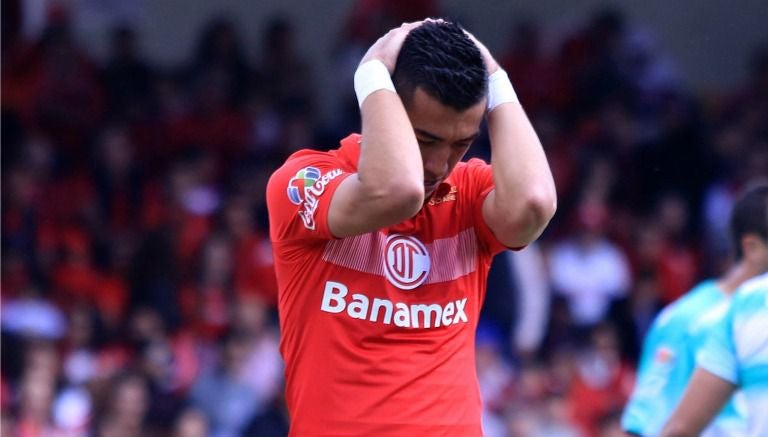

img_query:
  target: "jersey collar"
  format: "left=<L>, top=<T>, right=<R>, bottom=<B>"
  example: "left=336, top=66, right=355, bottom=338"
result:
left=337, top=133, right=456, bottom=197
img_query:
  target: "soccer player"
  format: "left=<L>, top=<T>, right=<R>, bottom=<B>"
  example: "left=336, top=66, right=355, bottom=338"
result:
left=266, top=19, right=556, bottom=435
left=622, top=184, right=768, bottom=437
left=660, top=271, right=768, bottom=437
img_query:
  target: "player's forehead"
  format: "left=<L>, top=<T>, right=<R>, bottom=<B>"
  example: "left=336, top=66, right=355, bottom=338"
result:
left=406, top=88, right=485, bottom=143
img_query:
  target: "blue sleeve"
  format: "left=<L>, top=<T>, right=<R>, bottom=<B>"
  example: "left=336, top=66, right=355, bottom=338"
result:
left=621, top=319, right=669, bottom=435
left=697, top=303, right=738, bottom=384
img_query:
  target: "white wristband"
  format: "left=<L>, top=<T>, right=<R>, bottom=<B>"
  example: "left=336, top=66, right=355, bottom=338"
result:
left=354, top=60, right=396, bottom=107
left=487, top=69, right=518, bottom=112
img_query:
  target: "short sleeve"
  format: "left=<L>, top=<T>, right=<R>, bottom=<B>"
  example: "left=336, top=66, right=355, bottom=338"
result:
left=267, top=152, right=353, bottom=242
left=697, top=303, right=739, bottom=384
left=461, top=158, right=519, bottom=255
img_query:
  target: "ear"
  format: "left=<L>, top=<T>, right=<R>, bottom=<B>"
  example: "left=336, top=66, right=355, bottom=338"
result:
left=741, top=234, right=767, bottom=262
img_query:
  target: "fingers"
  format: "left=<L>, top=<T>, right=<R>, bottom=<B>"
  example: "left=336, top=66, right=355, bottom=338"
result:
left=462, top=28, right=500, bottom=74
left=360, top=20, right=424, bottom=72
left=399, top=20, right=424, bottom=31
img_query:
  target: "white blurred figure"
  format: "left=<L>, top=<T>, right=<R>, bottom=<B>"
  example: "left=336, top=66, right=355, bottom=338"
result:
left=231, top=295, right=283, bottom=408
left=548, top=195, right=631, bottom=330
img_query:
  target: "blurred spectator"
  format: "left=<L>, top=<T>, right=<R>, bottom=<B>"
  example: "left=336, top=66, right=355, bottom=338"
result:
left=256, top=16, right=315, bottom=120
left=60, top=303, right=103, bottom=387
left=173, top=407, right=209, bottom=437
left=649, top=193, right=699, bottom=304
left=510, top=244, right=551, bottom=358
left=169, top=18, right=252, bottom=159
left=189, top=330, right=261, bottom=437
left=548, top=195, right=632, bottom=332
left=481, top=243, right=551, bottom=361
left=223, top=195, right=278, bottom=305
left=501, top=21, right=565, bottom=113
left=126, top=306, right=200, bottom=423
left=476, top=323, right=515, bottom=434
left=557, top=7, right=637, bottom=114
left=566, top=324, right=634, bottom=437
left=231, top=295, right=282, bottom=405
left=232, top=295, right=288, bottom=435
left=1, top=286, right=66, bottom=341
left=179, top=234, right=234, bottom=341
left=93, top=372, right=153, bottom=436
left=187, top=18, right=250, bottom=109
left=15, top=367, right=63, bottom=436
left=102, top=25, right=154, bottom=121
left=30, top=22, right=105, bottom=156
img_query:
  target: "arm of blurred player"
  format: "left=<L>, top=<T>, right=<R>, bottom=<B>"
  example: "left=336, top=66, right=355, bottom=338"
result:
left=468, top=33, right=557, bottom=248
left=328, top=22, right=425, bottom=238
left=659, top=367, right=736, bottom=437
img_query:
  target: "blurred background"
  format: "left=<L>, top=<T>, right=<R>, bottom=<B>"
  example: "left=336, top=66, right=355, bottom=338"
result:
left=1, top=0, right=767, bottom=436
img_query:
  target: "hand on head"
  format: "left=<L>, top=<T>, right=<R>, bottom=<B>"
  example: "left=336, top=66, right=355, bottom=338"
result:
left=461, top=28, right=499, bottom=74
left=360, top=19, right=499, bottom=76
left=360, top=21, right=424, bottom=73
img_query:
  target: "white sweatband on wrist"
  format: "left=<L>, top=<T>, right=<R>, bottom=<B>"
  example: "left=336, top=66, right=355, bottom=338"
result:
left=354, top=60, right=396, bottom=107
left=487, top=69, right=518, bottom=112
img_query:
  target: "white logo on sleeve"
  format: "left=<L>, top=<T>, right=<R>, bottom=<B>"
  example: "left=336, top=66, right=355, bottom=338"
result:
left=384, top=235, right=430, bottom=290
left=286, top=166, right=343, bottom=230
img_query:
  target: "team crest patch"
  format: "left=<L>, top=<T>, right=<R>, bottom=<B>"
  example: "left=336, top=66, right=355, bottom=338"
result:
left=286, top=166, right=343, bottom=230
left=384, top=234, right=431, bottom=290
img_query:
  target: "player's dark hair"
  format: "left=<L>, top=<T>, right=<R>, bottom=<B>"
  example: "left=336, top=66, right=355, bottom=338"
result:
left=392, top=20, right=487, bottom=111
left=730, top=183, right=768, bottom=260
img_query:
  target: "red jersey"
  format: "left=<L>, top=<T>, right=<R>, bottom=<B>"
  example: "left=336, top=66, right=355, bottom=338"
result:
left=267, top=134, right=507, bottom=436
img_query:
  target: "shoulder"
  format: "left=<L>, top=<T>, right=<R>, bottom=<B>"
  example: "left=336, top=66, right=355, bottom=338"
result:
left=654, top=280, right=720, bottom=328
left=267, top=149, right=344, bottom=191
left=734, top=273, right=768, bottom=299
left=452, top=157, right=490, bottom=176
left=730, top=273, right=768, bottom=320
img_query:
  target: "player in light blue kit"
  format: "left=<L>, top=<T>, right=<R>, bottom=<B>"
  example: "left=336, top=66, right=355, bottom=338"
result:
left=661, top=272, right=768, bottom=437
left=622, top=184, right=768, bottom=436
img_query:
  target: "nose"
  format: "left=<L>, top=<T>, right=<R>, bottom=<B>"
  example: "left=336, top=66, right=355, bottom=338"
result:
left=422, top=145, right=450, bottom=180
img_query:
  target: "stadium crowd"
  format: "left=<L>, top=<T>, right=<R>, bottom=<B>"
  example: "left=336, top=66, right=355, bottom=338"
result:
left=2, top=1, right=767, bottom=436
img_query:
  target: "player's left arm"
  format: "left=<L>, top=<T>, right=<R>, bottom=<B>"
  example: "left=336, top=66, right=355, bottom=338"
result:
left=661, top=300, right=739, bottom=437
left=469, top=33, right=557, bottom=248
left=659, top=367, right=736, bottom=437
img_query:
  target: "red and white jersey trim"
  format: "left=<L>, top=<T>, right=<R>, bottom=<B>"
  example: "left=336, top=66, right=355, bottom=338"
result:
left=321, top=228, right=478, bottom=286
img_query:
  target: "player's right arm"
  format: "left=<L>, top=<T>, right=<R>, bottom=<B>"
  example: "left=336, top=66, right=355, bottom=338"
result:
left=328, top=22, right=425, bottom=237
left=659, top=368, right=736, bottom=437
left=660, top=299, right=738, bottom=437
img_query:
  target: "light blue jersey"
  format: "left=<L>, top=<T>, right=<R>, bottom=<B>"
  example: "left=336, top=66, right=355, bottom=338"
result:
left=622, top=280, right=747, bottom=436
left=698, top=272, right=768, bottom=437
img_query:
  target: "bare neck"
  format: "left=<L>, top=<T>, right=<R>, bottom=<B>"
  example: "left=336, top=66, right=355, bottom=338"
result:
left=717, top=261, right=761, bottom=294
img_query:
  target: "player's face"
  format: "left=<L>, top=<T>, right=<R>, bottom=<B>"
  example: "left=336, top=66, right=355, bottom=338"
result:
left=405, top=88, right=486, bottom=198
left=754, top=237, right=768, bottom=272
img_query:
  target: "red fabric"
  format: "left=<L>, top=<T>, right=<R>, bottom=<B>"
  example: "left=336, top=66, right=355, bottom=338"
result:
left=267, top=134, right=508, bottom=435
left=169, top=330, right=201, bottom=393
left=234, top=233, right=279, bottom=306
left=51, top=261, right=99, bottom=303
left=179, top=285, right=230, bottom=341
left=174, top=213, right=213, bottom=270
left=93, top=274, right=129, bottom=325
left=657, top=244, right=698, bottom=304
left=166, top=110, right=249, bottom=157
left=342, top=0, right=439, bottom=43
left=567, top=362, right=634, bottom=437
left=502, top=52, right=567, bottom=112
